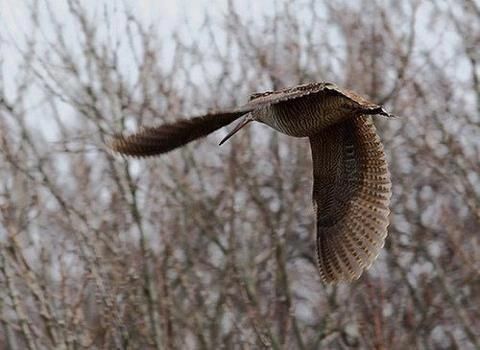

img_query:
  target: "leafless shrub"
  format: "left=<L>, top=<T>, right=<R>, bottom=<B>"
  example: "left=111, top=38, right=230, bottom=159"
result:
left=0, top=0, right=478, bottom=348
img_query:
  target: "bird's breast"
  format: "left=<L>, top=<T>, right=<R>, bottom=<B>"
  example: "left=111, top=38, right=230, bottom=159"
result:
left=256, top=94, right=356, bottom=137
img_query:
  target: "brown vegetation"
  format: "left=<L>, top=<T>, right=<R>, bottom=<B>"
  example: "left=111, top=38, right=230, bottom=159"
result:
left=0, top=0, right=479, bottom=348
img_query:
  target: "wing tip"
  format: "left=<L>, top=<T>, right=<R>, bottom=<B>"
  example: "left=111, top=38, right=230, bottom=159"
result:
left=105, top=133, right=159, bottom=159
left=105, top=133, right=127, bottom=157
left=316, top=201, right=391, bottom=285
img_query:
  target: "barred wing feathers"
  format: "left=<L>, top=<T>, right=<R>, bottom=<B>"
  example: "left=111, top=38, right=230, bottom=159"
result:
left=309, top=116, right=391, bottom=283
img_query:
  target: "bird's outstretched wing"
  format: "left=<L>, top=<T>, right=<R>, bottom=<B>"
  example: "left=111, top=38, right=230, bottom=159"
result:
left=309, top=116, right=391, bottom=283
left=106, top=84, right=331, bottom=157
left=107, top=110, right=248, bottom=157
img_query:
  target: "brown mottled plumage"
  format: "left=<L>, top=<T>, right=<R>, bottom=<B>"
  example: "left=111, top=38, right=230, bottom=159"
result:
left=108, top=82, right=393, bottom=283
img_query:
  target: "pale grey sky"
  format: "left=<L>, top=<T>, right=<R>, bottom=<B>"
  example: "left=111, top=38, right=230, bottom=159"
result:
left=0, top=0, right=474, bottom=129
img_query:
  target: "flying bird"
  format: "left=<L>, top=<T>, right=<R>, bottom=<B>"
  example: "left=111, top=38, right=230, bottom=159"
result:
left=108, top=82, right=393, bottom=283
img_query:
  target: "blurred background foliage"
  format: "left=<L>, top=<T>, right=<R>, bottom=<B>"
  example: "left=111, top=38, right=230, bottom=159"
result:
left=0, top=0, right=479, bottom=348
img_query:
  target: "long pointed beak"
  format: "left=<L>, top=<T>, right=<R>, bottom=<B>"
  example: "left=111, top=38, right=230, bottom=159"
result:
left=219, top=116, right=253, bottom=145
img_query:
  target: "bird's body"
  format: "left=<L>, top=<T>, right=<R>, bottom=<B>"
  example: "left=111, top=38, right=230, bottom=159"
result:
left=252, top=94, right=350, bottom=137
left=251, top=85, right=379, bottom=137
left=108, top=82, right=393, bottom=283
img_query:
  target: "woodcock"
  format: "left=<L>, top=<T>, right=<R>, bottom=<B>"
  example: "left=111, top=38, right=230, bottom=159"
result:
left=108, top=82, right=394, bottom=283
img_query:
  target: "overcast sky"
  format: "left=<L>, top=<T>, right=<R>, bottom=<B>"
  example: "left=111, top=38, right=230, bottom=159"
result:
left=1, top=0, right=282, bottom=37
